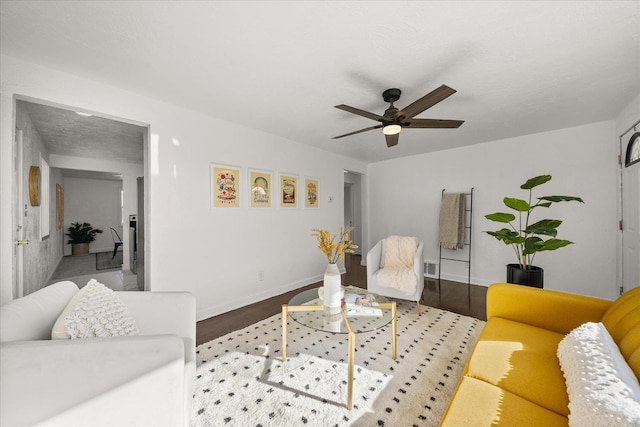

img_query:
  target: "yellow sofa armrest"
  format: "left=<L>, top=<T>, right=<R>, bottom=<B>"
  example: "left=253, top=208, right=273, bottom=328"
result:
left=487, top=283, right=612, bottom=335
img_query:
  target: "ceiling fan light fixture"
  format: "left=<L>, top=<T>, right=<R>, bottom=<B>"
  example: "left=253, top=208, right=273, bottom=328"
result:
left=383, top=124, right=401, bottom=136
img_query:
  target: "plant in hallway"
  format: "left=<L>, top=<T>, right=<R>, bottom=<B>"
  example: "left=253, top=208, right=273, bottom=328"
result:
left=66, top=222, right=103, bottom=256
left=484, top=174, right=584, bottom=287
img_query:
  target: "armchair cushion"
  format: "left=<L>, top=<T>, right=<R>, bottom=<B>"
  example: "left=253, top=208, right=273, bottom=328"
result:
left=367, top=237, right=424, bottom=304
left=382, top=235, right=419, bottom=269
left=52, top=279, right=138, bottom=339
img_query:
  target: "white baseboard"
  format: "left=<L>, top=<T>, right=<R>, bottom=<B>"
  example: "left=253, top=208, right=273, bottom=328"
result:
left=436, top=272, right=493, bottom=287
left=196, top=274, right=324, bottom=322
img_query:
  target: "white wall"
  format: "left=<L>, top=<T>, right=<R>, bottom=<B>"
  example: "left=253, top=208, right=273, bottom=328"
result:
left=0, top=55, right=367, bottom=318
left=62, top=176, right=123, bottom=255
left=367, top=121, right=619, bottom=300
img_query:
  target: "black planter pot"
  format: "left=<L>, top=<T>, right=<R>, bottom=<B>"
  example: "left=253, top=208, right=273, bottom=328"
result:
left=506, top=264, right=544, bottom=288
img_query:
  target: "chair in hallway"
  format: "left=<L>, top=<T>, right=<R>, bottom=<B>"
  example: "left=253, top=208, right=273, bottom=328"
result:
left=366, top=235, right=425, bottom=314
left=110, top=228, right=123, bottom=259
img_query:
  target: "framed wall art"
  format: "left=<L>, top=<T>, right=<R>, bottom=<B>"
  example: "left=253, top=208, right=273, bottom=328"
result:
left=279, top=174, right=298, bottom=208
left=56, top=184, right=64, bottom=230
left=249, top=169, right=272, bottom=208
left=211, top=164, right=241, bottom=208
left=304, top=177, right=319, bottom=208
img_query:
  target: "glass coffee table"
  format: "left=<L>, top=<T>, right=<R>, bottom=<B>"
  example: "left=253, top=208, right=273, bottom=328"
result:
left=281, top=286, right=397, bottom=410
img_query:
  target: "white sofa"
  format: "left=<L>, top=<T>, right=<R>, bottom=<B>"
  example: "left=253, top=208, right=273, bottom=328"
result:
left=0, top=281, right=196, bottom=426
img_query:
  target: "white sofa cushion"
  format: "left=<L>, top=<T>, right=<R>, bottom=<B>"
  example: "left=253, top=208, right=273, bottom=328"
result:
left=557, top=321, right=640, bottom=426
left=52, top=279, right=138, bottom=339
left=1, top=281, right=79, bottom=342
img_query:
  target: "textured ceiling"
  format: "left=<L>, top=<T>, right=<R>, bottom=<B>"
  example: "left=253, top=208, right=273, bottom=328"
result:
left=2, top=1, right=639, bottom=163
left=17, top=100, right=145, bottom=164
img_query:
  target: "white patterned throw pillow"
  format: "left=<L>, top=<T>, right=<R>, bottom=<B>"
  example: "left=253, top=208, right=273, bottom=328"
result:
left=557, top=322, right=640, bottom=427
left=52, top=279, right=138, bottom=339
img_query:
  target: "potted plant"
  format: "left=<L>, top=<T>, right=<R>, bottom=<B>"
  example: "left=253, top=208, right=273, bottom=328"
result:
left=484, top=174, right=584, bottom=288
left=66, top=222, right=103, bottom=256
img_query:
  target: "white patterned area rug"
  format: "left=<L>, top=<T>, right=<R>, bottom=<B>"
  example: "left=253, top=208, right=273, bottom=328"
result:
left=192, top=301, right=484, bottom=426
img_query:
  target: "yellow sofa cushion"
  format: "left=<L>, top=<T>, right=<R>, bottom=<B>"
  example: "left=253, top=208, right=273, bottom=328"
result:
left=439, top=376, right=568, bottom=427
left=601, top=287, right=640, bottom=332
left=465, top=317, right=569, bottom=416
left=601, top=287, right=640, bottom=378
left=486, top=283, right=611, bottom=335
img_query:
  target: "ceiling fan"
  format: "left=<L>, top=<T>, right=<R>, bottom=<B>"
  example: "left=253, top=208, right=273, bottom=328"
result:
left=333, top=85, right=464, bottom=147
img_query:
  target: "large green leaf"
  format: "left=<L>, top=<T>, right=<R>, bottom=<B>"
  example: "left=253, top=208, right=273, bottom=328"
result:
left=523, top=236, right=543, bottom=255
left=539, top=195, right=584, bottom=203
left=537, top=238, right=573, bottom=251
left=485, top=229, right=523, bottom=245
left=533, top=202, right=552, bottom=208
left=520, top=175, right=552, bottom=190
left=504, top=197, right=530, bottom=212
left=525, top=219, right=562, bottom=236
left=485, top=212, right=516, bottom=223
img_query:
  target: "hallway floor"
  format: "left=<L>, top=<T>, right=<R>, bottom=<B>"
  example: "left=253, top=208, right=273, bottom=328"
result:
left=48, top=250, right=139, bottom=291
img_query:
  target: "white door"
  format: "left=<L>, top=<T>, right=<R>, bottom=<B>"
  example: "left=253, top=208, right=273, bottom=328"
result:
left=13, top=128, right=26, bottom=298
left=621, top=131, right=640, bottom=292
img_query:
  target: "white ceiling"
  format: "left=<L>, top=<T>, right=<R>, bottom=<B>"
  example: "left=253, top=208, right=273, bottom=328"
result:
left=17, top=100, right=145, bottom=164
left=2, top=1, right=639, bottom=163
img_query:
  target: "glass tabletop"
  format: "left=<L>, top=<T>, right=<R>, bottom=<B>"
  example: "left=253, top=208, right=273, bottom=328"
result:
left=287, top=287, right=394, bottom=334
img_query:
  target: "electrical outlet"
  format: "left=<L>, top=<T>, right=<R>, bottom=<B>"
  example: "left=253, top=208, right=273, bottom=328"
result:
left=258, top=271, right=264, bottom=281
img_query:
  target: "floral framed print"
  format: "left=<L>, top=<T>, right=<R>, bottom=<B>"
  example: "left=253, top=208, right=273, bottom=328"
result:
left=211, top=164, right=241, bottom=208
left=304, top=177, right=319, bottom=208
left=280, top=174, right=298, bottom=208
left=249, top=169, right=272, bottom=208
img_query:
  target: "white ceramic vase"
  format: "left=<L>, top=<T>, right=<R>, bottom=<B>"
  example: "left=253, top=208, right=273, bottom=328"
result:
left=322, top=263, right=342, bottom=314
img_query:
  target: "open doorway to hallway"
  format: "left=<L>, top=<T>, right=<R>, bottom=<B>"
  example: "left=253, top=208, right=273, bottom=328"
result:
left=344, top=170, right=364, bottom=276
left=13, top=97, right=147, bottom=295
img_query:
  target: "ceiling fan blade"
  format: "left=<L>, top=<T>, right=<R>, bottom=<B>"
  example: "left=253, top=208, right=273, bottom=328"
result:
left=335, top=104, right=384, bottom=122
left=333, top=124, right=383, bottom=139
left=405, top=118, right=464, bottom=128
left=385, top=133, right=399, bottom=147
left=394, top=85, right=457, bottom=121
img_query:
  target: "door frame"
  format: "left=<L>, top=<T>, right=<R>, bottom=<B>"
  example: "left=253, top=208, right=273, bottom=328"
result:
left=13, top=127, right=25, bottom=299
left=11, top=95, right=150, bottom=295
left=619, top=119, right=640, bottom=294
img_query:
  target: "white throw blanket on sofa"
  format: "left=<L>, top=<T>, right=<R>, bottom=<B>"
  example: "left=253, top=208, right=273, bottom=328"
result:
left=377, top=235, right=419, bottom=295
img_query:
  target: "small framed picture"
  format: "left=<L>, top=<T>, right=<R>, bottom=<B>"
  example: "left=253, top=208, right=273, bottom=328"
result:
left=304, top=177, right=319, bottom=208
left=248, top=169, right=272, bottom=208
left=279, top=174, right=298, bottom=208
left=211, top=164, right=241, bottom=208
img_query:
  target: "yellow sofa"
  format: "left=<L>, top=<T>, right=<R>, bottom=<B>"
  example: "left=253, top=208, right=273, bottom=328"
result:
left=440, top=283, right=640, bottom=426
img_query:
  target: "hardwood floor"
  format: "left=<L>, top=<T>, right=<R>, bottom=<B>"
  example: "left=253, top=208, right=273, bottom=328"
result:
left=196, top=254, right=487, bottom=345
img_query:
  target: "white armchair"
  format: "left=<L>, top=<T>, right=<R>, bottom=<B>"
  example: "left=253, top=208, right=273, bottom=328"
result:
left=0, top=281, right=195, bottom=426
left=367, top=236, right=425, bottom=314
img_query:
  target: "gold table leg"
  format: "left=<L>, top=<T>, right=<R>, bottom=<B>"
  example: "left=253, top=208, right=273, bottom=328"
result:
left=281, top=304, right=287, bottom=362
left=379, top=301, right=398, bottom=360
left=391, top=301, right=397, bottom=360
left=281, top=300, right=396, bottom=410
left=347, top=330, right=355, bottom=410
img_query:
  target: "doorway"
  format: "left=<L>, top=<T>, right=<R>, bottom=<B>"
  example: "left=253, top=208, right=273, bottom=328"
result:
left=620, top=125, right=640, bottom=292
left=12, top=97, right=148, bottom=296
left=344, top=171, right=364, bottom=276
